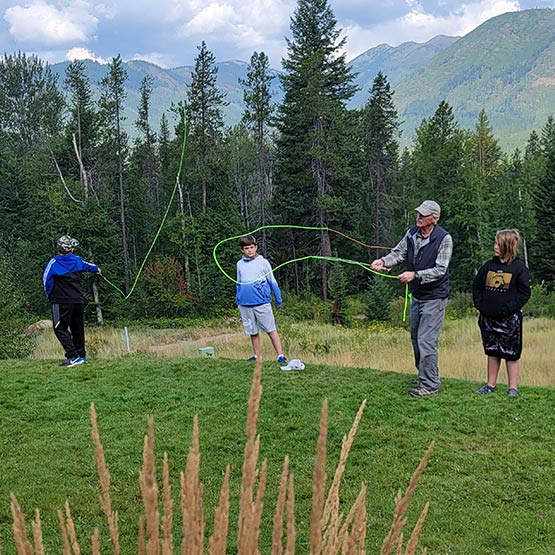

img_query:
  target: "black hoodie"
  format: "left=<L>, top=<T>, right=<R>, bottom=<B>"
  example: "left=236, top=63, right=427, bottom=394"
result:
left=472, top=256, right=531, bottom=319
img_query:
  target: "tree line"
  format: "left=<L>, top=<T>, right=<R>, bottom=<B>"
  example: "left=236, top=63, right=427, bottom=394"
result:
left=1, top=0, right=555, bottom=326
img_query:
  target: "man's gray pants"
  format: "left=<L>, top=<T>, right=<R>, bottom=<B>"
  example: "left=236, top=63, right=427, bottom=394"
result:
left=409, top=297, right=448, bottom=391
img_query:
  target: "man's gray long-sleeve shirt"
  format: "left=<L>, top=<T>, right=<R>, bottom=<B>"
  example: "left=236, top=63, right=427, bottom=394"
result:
left=382, top=227, right=453, bottom=284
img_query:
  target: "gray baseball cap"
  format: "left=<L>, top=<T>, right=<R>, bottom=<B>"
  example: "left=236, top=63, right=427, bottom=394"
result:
left=415, top=200, right=441, bottom=217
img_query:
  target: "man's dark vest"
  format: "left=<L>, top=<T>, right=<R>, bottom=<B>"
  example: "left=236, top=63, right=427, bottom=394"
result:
left=406, top=225, right=450, bottom=300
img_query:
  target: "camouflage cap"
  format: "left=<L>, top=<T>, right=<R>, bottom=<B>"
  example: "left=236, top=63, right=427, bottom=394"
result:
left=57, top=235, right=79, bottom=252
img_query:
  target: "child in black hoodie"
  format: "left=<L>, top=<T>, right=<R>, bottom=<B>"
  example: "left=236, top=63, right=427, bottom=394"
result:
left=472, top=229, right=531, bottom=397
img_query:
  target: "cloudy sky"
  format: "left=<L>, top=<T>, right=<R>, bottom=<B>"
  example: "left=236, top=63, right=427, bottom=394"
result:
left=1, top=0, right=553, bottom=68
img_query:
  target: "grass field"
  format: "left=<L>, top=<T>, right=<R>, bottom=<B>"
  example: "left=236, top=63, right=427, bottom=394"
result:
left=1, top=355, right=555, bottom=554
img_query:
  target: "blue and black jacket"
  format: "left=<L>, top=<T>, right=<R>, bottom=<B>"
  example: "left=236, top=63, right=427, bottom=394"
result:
left=43, top=253, right=99, bottom=303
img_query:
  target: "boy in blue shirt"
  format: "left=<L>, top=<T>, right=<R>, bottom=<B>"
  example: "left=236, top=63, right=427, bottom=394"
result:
left=43, top=235, right=101, bottom=367
left=236, top=235, right=286, bottom=363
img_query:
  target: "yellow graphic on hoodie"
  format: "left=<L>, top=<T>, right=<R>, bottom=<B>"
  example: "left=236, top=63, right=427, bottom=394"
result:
left=485, top=270, right=513, bottom=290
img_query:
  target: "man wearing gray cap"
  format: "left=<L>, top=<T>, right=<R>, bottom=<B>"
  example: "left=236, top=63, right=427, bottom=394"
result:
left=371, top=200, right=452, bottom=397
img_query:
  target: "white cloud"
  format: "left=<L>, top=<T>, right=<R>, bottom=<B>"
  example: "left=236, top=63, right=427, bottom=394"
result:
left=180, top=0, right=292, bottom=60
left=184, top=3, right=239, bottom=35
left=4, top=0, right=98, bottom=45
left=66, top=46, right=108, bottom=63
left=341, top=0, right=521, bottom=60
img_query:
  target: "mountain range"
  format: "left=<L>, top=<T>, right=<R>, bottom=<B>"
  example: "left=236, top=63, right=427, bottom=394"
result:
left=50, top=8, right=555, bottom=151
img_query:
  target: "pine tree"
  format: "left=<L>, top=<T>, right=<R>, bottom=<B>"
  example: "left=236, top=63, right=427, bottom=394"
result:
left=275, top=0, right=358, bottom=299
left=411, top=101, right=470, bottom=288
left=532, top=116, right=555, bottom=285
left=98, top=55, right=130, bottom=291
left=464, top=110, right=501, bottom=266
left=359, top=72, right=400, bottom=257
left=0, top=52, right=64, bottom=149
left=135, top=75, right=159, bottom=211
left=227, top=124, right=257, bottom=229
left=187, top=41, right=228, bottom=213
left=240, top=51, right=275, bottom=251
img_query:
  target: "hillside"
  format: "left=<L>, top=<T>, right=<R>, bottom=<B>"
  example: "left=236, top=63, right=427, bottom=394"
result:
left=49, top=9, right=555, bottom=149
left=50, top=58, right=283, bottom=134
left=348, top=35, right=458, bottom=107
left=393, top=8, right=555, bottom=150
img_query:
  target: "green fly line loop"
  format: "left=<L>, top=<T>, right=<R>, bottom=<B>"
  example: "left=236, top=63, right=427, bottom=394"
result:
left=100, top=112, right=188, bottom=299
left=212, top=224, right=411, bottom=320
left=98, top=118, right=412, bottom=321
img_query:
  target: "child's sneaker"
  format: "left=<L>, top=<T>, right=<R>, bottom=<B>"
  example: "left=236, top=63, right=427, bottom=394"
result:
left=59, top=358, right=72, bottom=367
left=508, top=388, right=520, bottom=397
left=67, top=356, right=86, bottom=367
left=246, top=355, right=257, bottom=362
left=475, top=384, right=497, bottom=394
left=277, top=355, right=287, bottom=364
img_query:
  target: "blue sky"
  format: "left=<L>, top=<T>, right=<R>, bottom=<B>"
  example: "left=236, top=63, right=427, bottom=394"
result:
left=0, top=0, right=553, bottom=68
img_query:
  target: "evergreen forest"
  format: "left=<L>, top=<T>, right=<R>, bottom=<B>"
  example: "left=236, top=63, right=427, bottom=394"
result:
left=2, top=0, right=555, bottom=343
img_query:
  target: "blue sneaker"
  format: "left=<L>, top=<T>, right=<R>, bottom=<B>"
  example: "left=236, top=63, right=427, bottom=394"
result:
left=508, top=388, right=520, bottom=397
left=247, top=355, right=257, bottom=362
left=277, top=355, right=287, bottom=364
left=475, top=384, right=497, bottom=394
left=59, top=358, right=72, bottom=367
left=67, top=356, right=86, bottom=367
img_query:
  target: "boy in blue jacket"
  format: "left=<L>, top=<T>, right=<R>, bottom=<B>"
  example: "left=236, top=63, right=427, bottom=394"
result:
left=236, top=235, right=286, bottom=363
left=43, top=236, right=101, bottom=367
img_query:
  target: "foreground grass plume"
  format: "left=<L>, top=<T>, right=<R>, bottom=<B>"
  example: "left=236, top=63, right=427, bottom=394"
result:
left=8, top=363, right=433, bottom=554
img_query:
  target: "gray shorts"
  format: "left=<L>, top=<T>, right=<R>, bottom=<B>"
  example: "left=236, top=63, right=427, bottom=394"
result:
left=239, top=304, right=276, bottom=335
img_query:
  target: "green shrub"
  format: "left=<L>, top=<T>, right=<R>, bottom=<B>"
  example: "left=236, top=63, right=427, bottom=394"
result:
left=0, top=246, right=29, bottom=320
left=280, top=292, right=332, bottom=323
left=342, top=296, right=368, bottom=327
left=362, top=278, right=397, bottom=321
left=446, top=291, right=476, bottom=320
left=0, top=321, right=33, bottom=359
left=525, top=283, right=555, bottom=317
left=143, top=257, right=194, bottom=318
left=389, top=296, right=411, bottom=329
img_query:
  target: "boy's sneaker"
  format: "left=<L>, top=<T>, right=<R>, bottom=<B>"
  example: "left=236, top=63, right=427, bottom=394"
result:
left=59, top=359, right=72, bottom=367
left=247, top=355, right=257, bottom=362
left=508, top=388, right=520, bottom=397
left=408, top=387, right=438, bottom=398
left=67, top=356, right=86, bottom=367
left=475, top=384, right=497, bottom=394
left=277, top=355, right=287, bottom=364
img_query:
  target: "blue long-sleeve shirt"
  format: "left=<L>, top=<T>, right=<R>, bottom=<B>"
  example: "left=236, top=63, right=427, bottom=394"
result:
left=236, top=254, right=282, bottom=307
left=43, top=253, right=99, bottom=303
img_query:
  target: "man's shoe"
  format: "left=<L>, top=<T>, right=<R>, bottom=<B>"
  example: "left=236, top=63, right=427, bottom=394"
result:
left=508, top=388, right=520, bottom=397
left=475, top=384, right=497, bottom=394
left=67, top=356, right=86, bottom=367
left=277, top=355, right=287, bottom=364
left=59, top=359, right=72, bottom=367
left=247, top=355, right=257, bottom=362
left=408, top=387, right=438, bottom=398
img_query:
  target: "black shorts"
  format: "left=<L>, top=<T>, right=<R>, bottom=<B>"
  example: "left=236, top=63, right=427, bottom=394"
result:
left=478, top=312, right=523, bottom=361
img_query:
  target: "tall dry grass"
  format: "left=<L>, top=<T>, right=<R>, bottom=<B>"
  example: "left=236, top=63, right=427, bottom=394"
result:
left=8, top=364, right=433, bottom=554
left=29, top=317, right=555, bottom=386
left=214, top=318, right=555, bottom=387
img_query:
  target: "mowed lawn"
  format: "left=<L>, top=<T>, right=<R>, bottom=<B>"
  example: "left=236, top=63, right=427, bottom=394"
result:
left=1, top=356, right=555, bottom=554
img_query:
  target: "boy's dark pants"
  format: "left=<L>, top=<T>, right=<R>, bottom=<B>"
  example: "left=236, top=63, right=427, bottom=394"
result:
left=51, top=302, right=86, bottom=359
